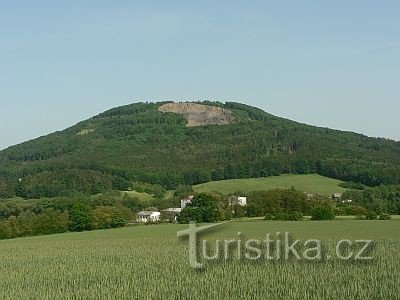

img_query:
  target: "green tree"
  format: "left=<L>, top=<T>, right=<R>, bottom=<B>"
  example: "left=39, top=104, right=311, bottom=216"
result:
left=379, top=213, right=392, bottom=220
left=311, top=207, right=335, bottom=221
left=173, top=185, right=194, bottom=198
left=365, top=211, right=378, bottom=220
left=69, top=203, right=92, bottom=232
left=288, top=211, right=303, bottom=221
left=177, top=207, right=203, bottom=224
left=111, top=210, right=125, bottom=228
left=177, top=193, right=220, bottom=223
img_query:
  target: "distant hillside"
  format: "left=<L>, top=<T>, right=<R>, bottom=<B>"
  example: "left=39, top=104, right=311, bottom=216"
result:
left=1, top=101, right=400, bottom=199
left=193, top=174, right=347, bottom=197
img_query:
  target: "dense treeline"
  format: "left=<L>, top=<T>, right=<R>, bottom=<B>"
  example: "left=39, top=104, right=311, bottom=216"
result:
left=177, top=189, right=336, bottom=223
left=0, top=192, right=139, bottom=240
left=244, top=189, right=330, bottom=217
left=1, top=101, right=400, bottom=199
left=0, top=183, right=397, bottom=239
left=15, top=170, right=114, bottom=198
left=0, top=184, right=184, bottom=240
left=0, top=210, right=69, bottom=239
left=0, top=186, right=185, bottom=240
left=218, top=180, right=397, bottom=219
left=339, top=185, right=400, bottom=215
left=177, top=186, right=399, bottom=224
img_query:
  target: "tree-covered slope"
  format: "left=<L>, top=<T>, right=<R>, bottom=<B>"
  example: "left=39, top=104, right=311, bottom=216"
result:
left=1, top=101, right=400, bottom=199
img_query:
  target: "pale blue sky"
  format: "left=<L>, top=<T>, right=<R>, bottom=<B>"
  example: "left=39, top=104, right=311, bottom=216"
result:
left=1, top=1, right=399, bottom=150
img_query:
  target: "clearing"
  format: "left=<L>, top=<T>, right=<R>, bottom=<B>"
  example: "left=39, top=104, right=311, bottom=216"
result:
left=193, top=174, right=347, bottom=196
left=121, top=190, right=155, bottom=202
left=158, top=102, right=235, bottom=127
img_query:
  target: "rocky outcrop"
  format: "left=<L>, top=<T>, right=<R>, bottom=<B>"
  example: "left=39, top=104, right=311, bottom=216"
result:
left=158, top=102, right=235, bottom=127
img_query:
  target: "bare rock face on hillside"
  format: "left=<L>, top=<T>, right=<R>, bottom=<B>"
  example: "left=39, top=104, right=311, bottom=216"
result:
left=158, top=102, right=235, bottom=127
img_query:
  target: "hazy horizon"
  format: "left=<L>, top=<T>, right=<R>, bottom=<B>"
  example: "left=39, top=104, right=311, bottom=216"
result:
left=1, top=1, right=399, bottom=149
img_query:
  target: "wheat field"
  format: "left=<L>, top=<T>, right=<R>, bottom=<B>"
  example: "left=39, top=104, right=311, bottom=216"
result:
left=0, top=221, right=398, bottom=299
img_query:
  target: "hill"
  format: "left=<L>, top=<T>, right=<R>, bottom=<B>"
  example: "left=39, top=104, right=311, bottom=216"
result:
left=193, top=174, right=347, bottom=196
left=1, top=101, right=400, bottom=199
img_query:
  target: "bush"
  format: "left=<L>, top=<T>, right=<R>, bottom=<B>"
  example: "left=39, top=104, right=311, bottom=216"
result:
left=91, top=206, right=126, bottom=229
left=246, top=204, right=261, bottom=218
left=288, top=211, right=303, bottom=221
left=344, top=205, right=367, bottom=216
left=365, top=211, right=378, bottom=220
left=379, top=213, right=392, bottom=220
left=274, top=212, right=289, bottom=221
left=311, top=207, right=335, bottom=221
left=339, top=181, right=366, bottom=190
left=264, top=213, right=274, bottom=221
left=334, top=208, right=345, bottom=216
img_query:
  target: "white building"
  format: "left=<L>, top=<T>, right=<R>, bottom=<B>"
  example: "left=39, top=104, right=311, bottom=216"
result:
left=161, top=208, right=182, bottom=222
left=332, top=193, right=343, bottom=200
left=237, top=197, right=247, bottom=206
left=181, top=195, right=194, bottom=209
left=228, top=196, right=247, bottom=207
left=136, top=211, right=161, bottom=223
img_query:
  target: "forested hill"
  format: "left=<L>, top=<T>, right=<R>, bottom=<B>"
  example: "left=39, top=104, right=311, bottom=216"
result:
left=1, top=101, right=400, bottom=199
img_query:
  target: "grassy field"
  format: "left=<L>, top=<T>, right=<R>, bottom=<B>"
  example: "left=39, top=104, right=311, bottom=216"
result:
left=121, top=190, right=155, bottom=202
left=0, top=220, right=398, bottom=299
left=194, top=174, right=347, bottom=196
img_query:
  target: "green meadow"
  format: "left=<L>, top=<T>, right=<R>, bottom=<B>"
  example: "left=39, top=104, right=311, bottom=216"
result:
left=194, top=174, right=347, bottom=196
left=122, top=190, right=155, bottom=202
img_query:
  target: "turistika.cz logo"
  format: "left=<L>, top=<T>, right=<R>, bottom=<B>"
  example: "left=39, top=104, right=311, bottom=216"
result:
left=177, top=222, right=374, bottom=270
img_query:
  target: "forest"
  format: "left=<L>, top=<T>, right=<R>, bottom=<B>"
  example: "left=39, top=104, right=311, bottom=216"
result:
left=1, top=101, right=400, bottom=199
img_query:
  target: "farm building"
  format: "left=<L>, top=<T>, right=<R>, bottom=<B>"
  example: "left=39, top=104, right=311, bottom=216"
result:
left=161, top=208, right=182, bottom=223
left=332, top=193, right=343, bottom=200
left=181, top=195, right=194, bottom=209
left=136, top=211, right=161, bottom=223
left=305, top=193, right=314, bottom=199
left=228, top=196, right=247, bottom=207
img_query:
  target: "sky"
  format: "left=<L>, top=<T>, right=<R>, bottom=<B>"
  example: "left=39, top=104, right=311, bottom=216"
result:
left=1, top=0, right=399, bottom=150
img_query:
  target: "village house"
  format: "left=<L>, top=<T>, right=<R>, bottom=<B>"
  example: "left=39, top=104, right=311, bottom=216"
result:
left=161, top=208, right=182, bottom=223
left=332, top=193, right=343, bottom=200
left=305, top=192, right=314, bottom=199
left=181, top=195, right=194, bottom=209
left=136, top=211, right=161, bottom=223
left=228, top=196, right=247, bottom=207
